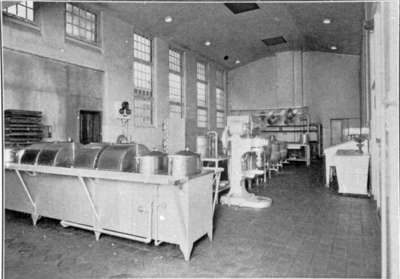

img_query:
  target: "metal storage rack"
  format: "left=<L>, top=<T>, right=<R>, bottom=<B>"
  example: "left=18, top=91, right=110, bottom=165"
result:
left=260, top=123, right=323, bottom=159
left=5, top=109, right=44, bottom=147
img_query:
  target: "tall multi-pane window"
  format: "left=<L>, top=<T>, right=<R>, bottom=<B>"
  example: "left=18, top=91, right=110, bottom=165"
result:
left=197, top=62, right=208, bottom=128
left=216, top=69, right=226, bottom=128
left=133, top=33, right=153, bottom=126
left=65, top=3, right=97, bottom=44
left=169, top=49, right=183, bottom=117
left=3, top=1, right=34, bottom=22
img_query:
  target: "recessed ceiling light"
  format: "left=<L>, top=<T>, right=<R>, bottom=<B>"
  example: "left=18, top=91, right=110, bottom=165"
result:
left=164, top=16, right=173, bottom=23
left=330, top=46, right=337, bottom=50
left=235, top=60, right=241, bottom=64
left=323, top=18, right=331, bottom=24
left=204, top=41, right=211, bottom=46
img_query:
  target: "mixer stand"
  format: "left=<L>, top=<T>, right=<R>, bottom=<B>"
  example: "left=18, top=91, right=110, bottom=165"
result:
left=221, top=191, right=272, bottom=208
left=221, top=169, right=272, bottom=209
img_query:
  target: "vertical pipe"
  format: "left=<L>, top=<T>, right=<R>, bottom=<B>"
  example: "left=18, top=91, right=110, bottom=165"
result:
left=292, top=51, right=295, bottom=106
left=301, top=49, right=304, bottom=107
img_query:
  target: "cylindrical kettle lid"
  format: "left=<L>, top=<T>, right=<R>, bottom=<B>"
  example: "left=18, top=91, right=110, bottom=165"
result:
left=175, top=147, right=200, bottom=157
left=142, top=149, right=167, bottom=157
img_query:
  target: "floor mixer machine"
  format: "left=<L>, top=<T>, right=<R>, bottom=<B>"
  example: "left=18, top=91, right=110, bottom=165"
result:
left=221, top=115, right=272, bottom=209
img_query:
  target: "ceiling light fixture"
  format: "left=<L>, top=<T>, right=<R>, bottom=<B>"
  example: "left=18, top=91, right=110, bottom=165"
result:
left=330, top=45, right=337, bottom=50
left=323, top=18, right=331, bottom=24
left=204, top=41, right=211, bottom=46
left=235, top=60, right=241, bottom=64
left=164, top=16, right=173, bottom=23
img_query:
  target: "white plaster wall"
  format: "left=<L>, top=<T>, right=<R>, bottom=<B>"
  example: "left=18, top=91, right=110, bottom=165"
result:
left=3, top=3, right=226, bottom=150
left=303, top=51, right=361, bottom=148
left=228, top=56, right=277, bottom=110
left=228, top=50, right=361, bottom=148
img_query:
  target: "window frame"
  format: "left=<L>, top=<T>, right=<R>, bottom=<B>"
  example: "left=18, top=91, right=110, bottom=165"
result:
left=168, top=48, right=184, bottom=118
left=133, top=31, right=154, bottom=127
left=2, top=1, right=40, bottom=31
left=196, top=60, right=208, bottom=128
left=216, top=69, right=226, bottom=129
left=64, top=3, right=101, bottom=48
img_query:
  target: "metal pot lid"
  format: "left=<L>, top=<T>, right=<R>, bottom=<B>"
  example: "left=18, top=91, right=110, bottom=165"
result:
left=141, top=149, right=167, bottom=157
left=174, top=147, right=200, bottom=157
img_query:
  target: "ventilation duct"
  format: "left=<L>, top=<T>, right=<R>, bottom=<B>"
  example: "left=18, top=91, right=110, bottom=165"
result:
left=224, top=3, right=260, bottom=14
left=262, top=36, right=287, bottom=46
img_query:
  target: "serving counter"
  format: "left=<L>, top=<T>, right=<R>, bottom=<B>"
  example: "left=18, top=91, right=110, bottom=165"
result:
left=4, top=163, right=214, bottom=261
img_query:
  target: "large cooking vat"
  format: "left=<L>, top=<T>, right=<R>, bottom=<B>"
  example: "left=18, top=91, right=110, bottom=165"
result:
left=137, top=149, right=168, bottom=175
left=37, top=142, right=81, bottom=167
left=19, top=142, right=48, bottom=165
left=168, top=148, right=202, bottom=177
left=4, top=142, right=214, bottom=261
left=96, top=143, right=149, bottom=172
left=18, top=142, right=81, bottom=167
left=72, top=143, right=108, bottom=169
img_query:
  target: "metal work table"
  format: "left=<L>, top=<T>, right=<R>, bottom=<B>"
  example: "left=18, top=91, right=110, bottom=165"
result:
left=286, top=143, right=311, bottom=166
left=5, top=163, right=215, bottom=261
left=201, top=156, right=229, bottom=192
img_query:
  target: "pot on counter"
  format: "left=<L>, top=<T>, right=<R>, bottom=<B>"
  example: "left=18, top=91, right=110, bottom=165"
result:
left=168, top=147, right=202, bottom=177
left=5, top=147, right=18, bottom=164
left=137, top=149, right=168, bottom=175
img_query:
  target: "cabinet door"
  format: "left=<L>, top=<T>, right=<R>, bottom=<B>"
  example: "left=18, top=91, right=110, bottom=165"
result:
left=155, top=185, right=185, bottom=244
left=94, top=180, right=155, bottom=238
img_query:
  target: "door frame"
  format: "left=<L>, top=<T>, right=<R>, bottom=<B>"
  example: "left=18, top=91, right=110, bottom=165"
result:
left=78, top=109, right=102, bottom=144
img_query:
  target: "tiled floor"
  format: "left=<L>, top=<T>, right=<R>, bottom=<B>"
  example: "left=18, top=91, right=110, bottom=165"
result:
left=4, top=162, right=381, bottom=278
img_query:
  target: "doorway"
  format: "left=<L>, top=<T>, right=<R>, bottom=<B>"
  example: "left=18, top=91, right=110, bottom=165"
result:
left=79, top=110, right=102, bottom=144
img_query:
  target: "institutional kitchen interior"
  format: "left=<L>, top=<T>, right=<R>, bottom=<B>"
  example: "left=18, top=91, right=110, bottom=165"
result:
left=2, top=1, right=399, bottom=278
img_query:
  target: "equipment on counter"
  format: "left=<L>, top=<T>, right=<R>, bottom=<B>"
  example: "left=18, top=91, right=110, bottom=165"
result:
left=97, top=144, right=149, bottom=172
left=5, top=147, right=18, bottom=164
left=36, top=142, right=81, bottom=167
left=5, top=141, right=217, bottom=261
left=19, top=142, right=49, bottom=165
left=73, top=143, right=108, bottom=169
left=168, top=147, right=202, bottom=177
left=220, top=115, right=272, bottom=209
left=18, top=142, right=81, bottom=167
left=137, top=149, right=168, bottom=175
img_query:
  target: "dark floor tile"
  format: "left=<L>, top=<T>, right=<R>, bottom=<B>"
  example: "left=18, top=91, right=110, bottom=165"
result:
left=4, top=163, right=380, bottom=278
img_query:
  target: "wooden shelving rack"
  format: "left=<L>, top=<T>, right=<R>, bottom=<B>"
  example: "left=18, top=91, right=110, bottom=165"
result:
left=5, top=109, right=44, bottom=147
